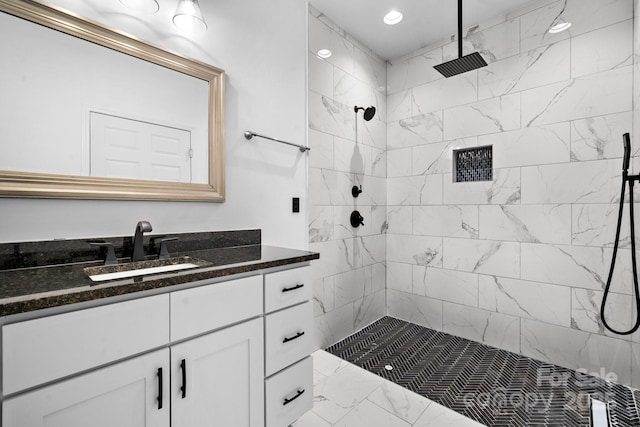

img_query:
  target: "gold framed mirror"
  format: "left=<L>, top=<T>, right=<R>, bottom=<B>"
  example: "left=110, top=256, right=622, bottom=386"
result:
left=0, top=0, right=225, bottom=202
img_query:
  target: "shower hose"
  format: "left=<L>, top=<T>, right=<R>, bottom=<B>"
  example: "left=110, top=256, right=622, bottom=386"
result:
left=601, top=132, right=640, bottom=335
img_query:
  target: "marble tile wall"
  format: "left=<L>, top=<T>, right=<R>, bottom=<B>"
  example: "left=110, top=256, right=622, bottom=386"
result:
left=386, top=0, right=640, bottom=388
left=633, top=0, right=640, bottom=389
left=308, top=7, right=387, bottom=349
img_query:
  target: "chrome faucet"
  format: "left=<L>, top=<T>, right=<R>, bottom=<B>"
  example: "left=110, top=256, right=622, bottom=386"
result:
left=132, top=221, right=152, bottom=262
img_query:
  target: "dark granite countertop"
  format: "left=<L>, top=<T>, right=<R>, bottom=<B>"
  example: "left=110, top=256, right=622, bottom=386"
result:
left=0, top=244, right=319, bottom=317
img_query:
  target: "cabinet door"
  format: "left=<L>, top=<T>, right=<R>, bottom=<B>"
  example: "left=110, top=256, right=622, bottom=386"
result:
left=3, top=349, right=169, bottom=427
left=171, top=318, right=264, bottom=427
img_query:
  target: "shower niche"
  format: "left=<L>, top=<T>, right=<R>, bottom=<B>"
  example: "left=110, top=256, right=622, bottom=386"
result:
left=453, top=145, right=493, bottom=183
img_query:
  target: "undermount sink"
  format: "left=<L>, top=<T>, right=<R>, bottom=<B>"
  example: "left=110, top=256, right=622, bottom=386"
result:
left=85, top=256, right=209, bottom=282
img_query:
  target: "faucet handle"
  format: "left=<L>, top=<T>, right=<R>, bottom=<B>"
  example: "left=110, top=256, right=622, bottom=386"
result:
left=89, top=242, right=117, bottom=265
left=158, top=237, right=178, bottom=260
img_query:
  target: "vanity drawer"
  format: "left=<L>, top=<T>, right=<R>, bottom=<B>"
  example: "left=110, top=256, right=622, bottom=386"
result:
left=265, top=356, right=313, bottom=427
left=170, top=274, right=262, bottom=341
left=3, top=294, right=169, bottom=395
left=264, top=301, right=313, bottom=377
left=264, top=266, right=312, bottom=313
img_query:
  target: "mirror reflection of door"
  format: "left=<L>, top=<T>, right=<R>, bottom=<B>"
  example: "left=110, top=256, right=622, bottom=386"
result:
left=0, top=9, right=208, bottom=184
left=90, top=112, right=192, bottom=183
left=0, top=0, right=225, bottom=201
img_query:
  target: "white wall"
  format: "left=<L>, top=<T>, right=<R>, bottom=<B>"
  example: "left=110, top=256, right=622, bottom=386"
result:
left=386, top=0, right=637, bottom=387
left=0, top=0, right=308, bottom=249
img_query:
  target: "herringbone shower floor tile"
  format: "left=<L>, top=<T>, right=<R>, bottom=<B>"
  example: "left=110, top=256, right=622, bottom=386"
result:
left=326, top=317, right=640, bottom=427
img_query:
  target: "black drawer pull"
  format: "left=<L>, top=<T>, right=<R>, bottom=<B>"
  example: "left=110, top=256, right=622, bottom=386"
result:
left=283, top=388, right=305, bottom=406
left=180, top=359, right=187, bottom=399
left=283, top=331, right=305, bottom=343
left=282, top=283, right=304, bottom=293
left=156, top=367, right=163, bottom=410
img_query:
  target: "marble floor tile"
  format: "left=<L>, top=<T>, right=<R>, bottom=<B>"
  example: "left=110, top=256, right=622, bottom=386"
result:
left=312, top=348, right=348, bottom=378
left=294, top=410, right=332, bottom=427
left=293, top=350, right=487, bottom=427
left=413, top=402, right=486, bottom=427
left=311, top=360, right=384, bottom=423
left=366, top=380, right=431, bottom=424
left=332, top=399, right=411, bottom=427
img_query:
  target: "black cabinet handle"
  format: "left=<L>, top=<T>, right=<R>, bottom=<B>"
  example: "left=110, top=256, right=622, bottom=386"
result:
left=282, top=283, right=304, bottom=293
left=283, top=388, right=305, bottom=406
left=180, top=359, right=187, bottom=399
left=283, top=331, right=305, bottom=343
left=156, top=367, right=163, bottom=410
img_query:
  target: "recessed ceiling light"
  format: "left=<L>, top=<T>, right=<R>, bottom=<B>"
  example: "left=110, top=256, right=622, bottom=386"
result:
left=317, top=49, right=332, bottom=59
left=549, top=18, right=571, bottom=33
left=384, top=10, right=403, bottom=25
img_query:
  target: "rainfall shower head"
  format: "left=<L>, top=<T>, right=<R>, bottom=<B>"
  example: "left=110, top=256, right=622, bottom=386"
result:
left=434, top=0, right=487, bottom=78
left=354, top=105, right=376, bottom=121
left=434, top=52, right=487, bottom=78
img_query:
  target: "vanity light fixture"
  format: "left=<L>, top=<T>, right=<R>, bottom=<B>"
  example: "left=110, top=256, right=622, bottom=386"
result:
left=173, top=0, right=207, bottom=35
left=317, top=49, right=332, bottom=59
left=549, top=17, right=572, bottom=33
left=383, top=10, right=403, bottom=25
left=118, top=0, right=159, bottom=14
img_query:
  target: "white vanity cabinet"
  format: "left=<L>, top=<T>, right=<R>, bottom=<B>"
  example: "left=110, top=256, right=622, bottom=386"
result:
left=263, top=267, right=314, bottom=427
left=2, top=293, right=170, bottom=396
left=171, top=318, right=263, bottom=427
left=2, top=293, right=171, bottom=427
left=3, top=349, right=170, bottom=427
left=169, top=275, right=264, bottom=427
left=1, top=263, right=314, bottom=427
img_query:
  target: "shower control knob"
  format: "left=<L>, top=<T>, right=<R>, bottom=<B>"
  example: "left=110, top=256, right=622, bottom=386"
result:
left=350, top=210, right=365, bottom=228
left=352, top=185, right=362, bottom=198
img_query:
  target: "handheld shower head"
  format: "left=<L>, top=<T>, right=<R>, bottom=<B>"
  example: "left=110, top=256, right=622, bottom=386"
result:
left=354, top=105, right=376, bottom=121
left=623, top=132, right=631, bottom=173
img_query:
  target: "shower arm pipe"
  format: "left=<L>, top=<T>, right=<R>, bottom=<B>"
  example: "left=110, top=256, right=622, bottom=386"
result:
left=457, top=0, right=463, bottom=58
left=244, top=131, right=310, bottom=153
